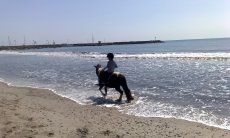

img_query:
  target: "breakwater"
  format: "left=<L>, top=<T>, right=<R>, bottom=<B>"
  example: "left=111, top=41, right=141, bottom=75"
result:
left=0, top=40, right=163, bottom=51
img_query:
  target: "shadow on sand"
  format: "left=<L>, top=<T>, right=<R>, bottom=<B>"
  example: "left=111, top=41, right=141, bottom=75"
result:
left=87, top=96, right=125, bottom=105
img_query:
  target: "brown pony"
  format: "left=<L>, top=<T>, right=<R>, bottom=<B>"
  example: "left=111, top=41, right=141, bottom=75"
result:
left=94, top=64, right=134, bottom=102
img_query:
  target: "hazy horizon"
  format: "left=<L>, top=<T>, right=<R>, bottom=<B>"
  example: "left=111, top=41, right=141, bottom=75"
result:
left=1, top=0, right=230, bottom=46
left=1, top=37, right=230, bottom=47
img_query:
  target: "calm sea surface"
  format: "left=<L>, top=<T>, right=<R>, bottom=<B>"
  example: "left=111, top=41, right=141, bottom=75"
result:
left=0, top=38, right=230, bottom=129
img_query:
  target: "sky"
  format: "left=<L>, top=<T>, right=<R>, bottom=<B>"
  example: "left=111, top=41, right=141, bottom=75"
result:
left=0, top=0, right=230, bottom=45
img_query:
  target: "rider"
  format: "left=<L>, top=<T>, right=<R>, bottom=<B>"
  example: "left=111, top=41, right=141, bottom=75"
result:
left=98, top=53, right=117, bottom=90
left=104, top=53, right=117, bottom=73
left=103, top=53, right=118, bottom=84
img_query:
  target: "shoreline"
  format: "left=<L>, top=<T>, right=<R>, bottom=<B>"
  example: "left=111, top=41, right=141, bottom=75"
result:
left=1, top=79, right=230, bottom=131
left=0, top=82, right=230, bottom=137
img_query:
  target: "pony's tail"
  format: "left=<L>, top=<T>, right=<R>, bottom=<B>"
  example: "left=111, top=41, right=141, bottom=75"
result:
left=120, top=75, right=134, bottom=102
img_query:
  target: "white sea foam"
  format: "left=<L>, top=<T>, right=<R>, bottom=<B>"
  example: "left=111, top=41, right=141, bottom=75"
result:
left=1, top=51, right=230, bottom=60
left=0, top=78, right=4, bottom=82
left=119, top=99, right=230, bottom=130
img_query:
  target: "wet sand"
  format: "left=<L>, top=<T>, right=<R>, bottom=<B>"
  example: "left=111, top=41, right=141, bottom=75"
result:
left=0, top=82, right=229, bottom=138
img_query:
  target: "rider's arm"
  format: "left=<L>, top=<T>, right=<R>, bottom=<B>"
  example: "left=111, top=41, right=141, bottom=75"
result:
left=103, top=61, right=109, bottom=70
left=103, top=66, right=107, bottom=70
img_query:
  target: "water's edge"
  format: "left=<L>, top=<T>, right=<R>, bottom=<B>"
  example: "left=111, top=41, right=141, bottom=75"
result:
left=1, top=78, right=229, bottom=131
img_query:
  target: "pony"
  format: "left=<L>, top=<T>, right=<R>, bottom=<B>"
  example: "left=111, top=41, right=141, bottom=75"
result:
left=94, top=64, right=134, bottom=102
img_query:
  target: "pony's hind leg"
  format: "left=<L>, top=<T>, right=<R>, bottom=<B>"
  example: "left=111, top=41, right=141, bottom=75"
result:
left=115, top=87, right=123, bottom=102
left=120, top=77, right=134, bottom=102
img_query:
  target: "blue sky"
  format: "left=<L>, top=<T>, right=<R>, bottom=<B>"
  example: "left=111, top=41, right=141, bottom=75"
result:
left=0, top=0, right=229, bottom=45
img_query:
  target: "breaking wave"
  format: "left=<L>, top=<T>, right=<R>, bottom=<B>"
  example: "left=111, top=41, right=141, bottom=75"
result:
left=1, top=51, right=230, bottom=60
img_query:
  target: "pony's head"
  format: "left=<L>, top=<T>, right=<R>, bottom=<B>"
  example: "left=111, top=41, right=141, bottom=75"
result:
left=94, top=64, right=102, bottom=69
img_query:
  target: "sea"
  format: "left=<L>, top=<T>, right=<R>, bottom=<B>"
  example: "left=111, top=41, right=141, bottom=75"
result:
left=0, top=38, right=230, bottom=130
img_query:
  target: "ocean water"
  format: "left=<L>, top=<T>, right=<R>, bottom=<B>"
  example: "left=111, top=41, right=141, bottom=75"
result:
left=0, top=38, right=230, bottom=130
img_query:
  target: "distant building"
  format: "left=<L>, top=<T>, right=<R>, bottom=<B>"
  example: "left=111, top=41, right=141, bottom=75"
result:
left=98, top=41, right=102, bottom=45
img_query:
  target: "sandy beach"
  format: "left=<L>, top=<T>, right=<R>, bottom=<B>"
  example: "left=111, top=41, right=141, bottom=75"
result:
left=0, top=82, right=229, bottom=138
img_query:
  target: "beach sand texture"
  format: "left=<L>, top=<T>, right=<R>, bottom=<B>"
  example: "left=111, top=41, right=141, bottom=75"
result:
left=0, top=82, right=230, bottom=138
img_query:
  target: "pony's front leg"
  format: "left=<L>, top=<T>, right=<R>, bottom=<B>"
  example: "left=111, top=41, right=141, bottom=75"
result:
left=104, top=86, right=107, bottom=97
left=99, top=85, right=103, bottom=91
left=99, top=85, right=106, bottom=97
left=99, top=85, right=108, bottom=98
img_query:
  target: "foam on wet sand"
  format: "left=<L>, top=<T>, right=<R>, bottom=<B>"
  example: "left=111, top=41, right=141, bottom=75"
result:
left=0, top=82, right=229, bottom=138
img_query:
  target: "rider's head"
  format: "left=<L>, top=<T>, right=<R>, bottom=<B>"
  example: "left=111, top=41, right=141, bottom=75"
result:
left=107, top=53, right=114, bottom=60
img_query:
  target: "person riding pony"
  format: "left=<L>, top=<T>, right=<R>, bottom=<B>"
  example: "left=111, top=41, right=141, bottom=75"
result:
left=95, top=53, right=134, bottom=102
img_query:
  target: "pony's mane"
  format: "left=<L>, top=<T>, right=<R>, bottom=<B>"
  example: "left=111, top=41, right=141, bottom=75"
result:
left=97, top=67, right=104, bottom=76
left=98, top=67, right=103, bottom=72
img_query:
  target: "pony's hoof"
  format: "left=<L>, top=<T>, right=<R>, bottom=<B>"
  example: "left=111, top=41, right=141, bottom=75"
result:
left=127, top=97, right=134, bottom=103
left=126, top=100, right=131, bottom=103
left=102, top=93, right=107, bottom=97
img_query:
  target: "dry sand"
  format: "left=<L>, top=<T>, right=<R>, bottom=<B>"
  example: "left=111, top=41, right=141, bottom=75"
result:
left=0, top=82, right=229, bottom=138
